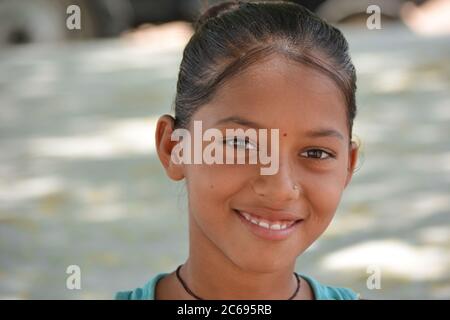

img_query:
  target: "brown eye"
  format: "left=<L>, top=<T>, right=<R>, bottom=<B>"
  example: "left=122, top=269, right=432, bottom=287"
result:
left=224, top=137, right=257, bottom=150
left=301, top=149, right=333, bottom=160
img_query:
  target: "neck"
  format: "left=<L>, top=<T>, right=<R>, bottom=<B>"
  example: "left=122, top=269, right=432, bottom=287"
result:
left=180, top=215, right=300, bottom=300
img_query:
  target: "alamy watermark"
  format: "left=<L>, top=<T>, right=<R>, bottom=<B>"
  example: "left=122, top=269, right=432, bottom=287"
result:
left=366, top=5, right=382, bottom=30
left=366, top=264, right=382, bottom=290
left=66, top=4, right=382, bottom=32
left=66, top=264, right=81, bottom=290
left=66, top=5, right=81, bottom=30
left=171, top=120, right=280, bottom=175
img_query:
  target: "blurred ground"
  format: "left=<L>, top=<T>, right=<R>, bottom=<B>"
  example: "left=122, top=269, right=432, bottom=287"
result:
left=0, top=23, right=449, bottom=299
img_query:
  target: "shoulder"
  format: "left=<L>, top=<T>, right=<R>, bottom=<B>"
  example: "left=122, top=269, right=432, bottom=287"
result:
left=115, top=273, right=168, bottom=300
left=300, top=274, right=359, bottom=300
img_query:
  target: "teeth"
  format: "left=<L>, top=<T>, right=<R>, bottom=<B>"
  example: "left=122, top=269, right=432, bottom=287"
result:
left=242, top=212, right=251, bottom=220
left=239, top=211, right=296, bottom=231
left=270, top=224, right=281, bottom=230
left=259, top=221, right=270, bottom=229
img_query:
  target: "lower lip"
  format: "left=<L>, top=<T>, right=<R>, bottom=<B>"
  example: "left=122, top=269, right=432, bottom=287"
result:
left=234, top=210, right=302, bottom=241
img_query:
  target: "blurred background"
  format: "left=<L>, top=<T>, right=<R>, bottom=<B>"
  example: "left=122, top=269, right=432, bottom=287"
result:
left=0, top=0, right=449, bottom=299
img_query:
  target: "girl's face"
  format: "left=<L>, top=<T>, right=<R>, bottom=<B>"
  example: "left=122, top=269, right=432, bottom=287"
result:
left=158, top=54, right=358, bottom=273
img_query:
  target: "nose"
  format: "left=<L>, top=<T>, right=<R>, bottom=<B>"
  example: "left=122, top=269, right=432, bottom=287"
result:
left=251, top=155, right=301, bottom=204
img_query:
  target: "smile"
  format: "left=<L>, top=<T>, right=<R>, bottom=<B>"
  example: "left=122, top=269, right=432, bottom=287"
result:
left=239, top=211, right=296, bottom=230
left=233, top=209, right=303, bottom=241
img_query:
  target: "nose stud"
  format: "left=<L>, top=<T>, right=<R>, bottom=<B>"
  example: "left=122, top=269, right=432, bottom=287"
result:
left=293, top=184, right=299, bottom=190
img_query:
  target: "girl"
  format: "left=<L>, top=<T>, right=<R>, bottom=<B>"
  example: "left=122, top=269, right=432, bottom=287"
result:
left=116, top=0, right=360, bottom=300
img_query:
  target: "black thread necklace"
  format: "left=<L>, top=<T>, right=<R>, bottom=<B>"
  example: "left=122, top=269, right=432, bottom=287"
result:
left=175, top=264, right=301, bottom=300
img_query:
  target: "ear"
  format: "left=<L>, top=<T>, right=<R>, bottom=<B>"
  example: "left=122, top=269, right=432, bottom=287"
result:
left=155, top=114, right=185, bottom=181
left=344, top=141, right=359, bottom=188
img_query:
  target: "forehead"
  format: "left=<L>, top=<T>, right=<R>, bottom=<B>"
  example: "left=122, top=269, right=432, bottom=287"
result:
left=197, top=54, right=348, bottom=135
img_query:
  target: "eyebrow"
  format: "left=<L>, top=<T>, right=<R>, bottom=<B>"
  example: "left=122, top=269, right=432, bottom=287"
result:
left=214, top=116, right=263, bottom=129
left=304, top=128, right=345, bottom=140
left=214, top=116, right=345, bottom=140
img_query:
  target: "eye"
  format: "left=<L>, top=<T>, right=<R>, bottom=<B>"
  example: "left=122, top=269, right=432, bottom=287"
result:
left=224, top=137, right=257, bottom=150
left=300, top=149, right=334, bottom=160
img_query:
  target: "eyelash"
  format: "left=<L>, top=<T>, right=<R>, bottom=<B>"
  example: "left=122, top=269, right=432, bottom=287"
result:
left=300, top=149, right=335, bottom=160
left=223, top=137, right=257, bottom=150
left=223, top=138, right=335, bottom=160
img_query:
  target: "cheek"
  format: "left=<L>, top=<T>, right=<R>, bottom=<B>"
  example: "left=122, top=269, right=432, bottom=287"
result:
left=303, top=169, right=347, bottom=231
left=184, top=164, right=255, bottom=257
left=185, top=164, right=249, bottom=222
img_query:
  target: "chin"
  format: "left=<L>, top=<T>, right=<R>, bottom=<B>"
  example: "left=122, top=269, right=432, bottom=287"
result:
left=228, top=251, right=294, bottom=274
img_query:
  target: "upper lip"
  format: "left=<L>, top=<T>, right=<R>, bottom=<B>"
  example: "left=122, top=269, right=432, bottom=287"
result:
left=234, top=207, right=303, bottom=222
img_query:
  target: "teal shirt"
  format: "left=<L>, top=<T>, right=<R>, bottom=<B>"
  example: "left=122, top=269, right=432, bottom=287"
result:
left=115, top=273, right=359, bottom=300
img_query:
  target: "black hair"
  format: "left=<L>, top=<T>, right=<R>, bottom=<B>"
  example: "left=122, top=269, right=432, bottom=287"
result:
left=173, top=0, right=357, bottom=139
